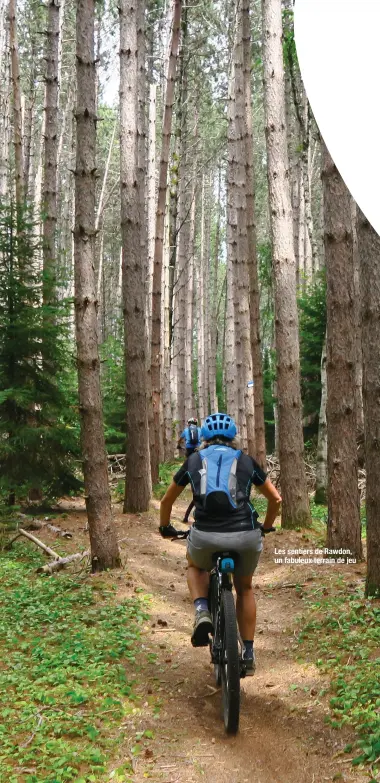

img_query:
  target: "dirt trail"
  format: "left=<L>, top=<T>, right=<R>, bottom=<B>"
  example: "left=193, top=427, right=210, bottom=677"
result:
left=48, top=498, right=369, bottom=783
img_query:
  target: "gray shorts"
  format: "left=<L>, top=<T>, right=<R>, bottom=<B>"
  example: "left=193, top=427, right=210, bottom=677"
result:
left=186, top=527, right=263, bottom=577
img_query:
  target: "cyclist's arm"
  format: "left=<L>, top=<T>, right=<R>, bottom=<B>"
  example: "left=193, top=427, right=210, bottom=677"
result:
left=256, top=478, right=282, bottom=529
left=160, top=481, right=185, bottom=527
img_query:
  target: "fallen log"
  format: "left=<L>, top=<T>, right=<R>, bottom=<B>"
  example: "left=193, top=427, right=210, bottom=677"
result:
left=16, top=513, right=73, bottom=539
left=37, top=551, right=90, bottom=575
left=28, top=519, right=73, bottom=539
left=6, top=528, right=59, bottom=559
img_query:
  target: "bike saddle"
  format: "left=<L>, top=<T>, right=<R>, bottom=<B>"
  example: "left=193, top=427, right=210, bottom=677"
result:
left=211, top=550, right=240, bottom=572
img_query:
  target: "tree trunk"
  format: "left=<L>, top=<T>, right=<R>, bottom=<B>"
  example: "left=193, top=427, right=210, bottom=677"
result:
left=209, top=166, right=221, bottom=414
left=321, top=142, right=362, bottom=560
left=23, top=58, right=36, bottom=198
left=119, top=0, right=151, bottom=512
left=351, top=199, right=364, bottom=458
left=163, top=187, right=174, bottom=459
left=9, top=0, right=24, bottom=205
left=314, top=334, right=327, bottom=504
left=201, top=172, right=211, bottom=418
left=150, top=0, right=181, bottom=484
left=228, top=1, right=255, bottom=452
left=225, top=243, right=236, bottom=417
left=43, top=0, right=60, bottom=307
left=74, top=0, right=121, bottom=569
left=242, top=0, right=266, bottom=467
left=184, top=177, right=196, bottom=419
left=0, top=19, right=11, bottom=198
left=357, top=209, right=380, bottom=595
left=196, top=186, right=206, bottom=421
left=146, top=82, right=156, bottom=358
left=262, top=0, right=310, bottom=527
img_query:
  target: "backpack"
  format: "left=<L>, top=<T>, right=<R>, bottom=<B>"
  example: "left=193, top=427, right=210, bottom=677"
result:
left=188, top=424, right=199, bottom=447
left=199, top=444, right=242, bottom=513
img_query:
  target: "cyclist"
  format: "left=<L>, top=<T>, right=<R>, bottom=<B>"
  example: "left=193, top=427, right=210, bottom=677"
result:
left=159, top=412, right=281, bottom=675
left=177, top=417, right=202, bottom=457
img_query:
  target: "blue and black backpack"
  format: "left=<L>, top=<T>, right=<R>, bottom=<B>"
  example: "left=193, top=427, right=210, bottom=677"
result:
left=198, top=444, right=242, bottom=513
left=188, top=424, right=199, bottom=447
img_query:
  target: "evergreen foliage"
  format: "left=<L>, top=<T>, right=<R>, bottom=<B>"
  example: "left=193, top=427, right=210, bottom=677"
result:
left=0, top=202, right=81, bottom=503
left=298, top=271, right=327, bottom=424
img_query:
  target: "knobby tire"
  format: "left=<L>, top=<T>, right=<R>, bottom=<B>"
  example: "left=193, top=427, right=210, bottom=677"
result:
left=221, top=588, right=240, bottom=734
left=209, top=572, right=221, bottom=686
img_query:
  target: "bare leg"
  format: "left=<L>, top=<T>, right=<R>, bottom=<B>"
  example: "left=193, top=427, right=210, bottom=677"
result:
left=186, top=553, right=209, bottom=600
left=233, top=573, right=256, bottom=639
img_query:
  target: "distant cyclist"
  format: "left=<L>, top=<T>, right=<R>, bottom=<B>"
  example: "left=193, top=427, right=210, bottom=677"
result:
left=177, top=417, right=202, bottom=457
left=159, top=412, right=281, bottom=675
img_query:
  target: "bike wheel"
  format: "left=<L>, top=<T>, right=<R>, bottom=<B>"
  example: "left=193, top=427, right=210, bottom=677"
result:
left=209, top=572, right=221, bottom=686
left=220, top=588, right=240, bottom=734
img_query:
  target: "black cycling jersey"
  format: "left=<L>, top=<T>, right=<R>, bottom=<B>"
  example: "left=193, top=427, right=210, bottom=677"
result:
left=173, top=450, right=267, bottom=532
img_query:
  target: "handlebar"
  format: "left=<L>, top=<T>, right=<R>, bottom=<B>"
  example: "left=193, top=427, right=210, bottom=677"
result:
left=171, top=529, right=190, bottom=541
left=171, top=526, right=275, bottom=541
left=258, top=524, right=276, bottom=536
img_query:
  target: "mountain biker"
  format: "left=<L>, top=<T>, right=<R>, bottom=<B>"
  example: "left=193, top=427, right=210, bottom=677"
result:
left=159, top=412, right=282, bottom=675
left=177, top=417, right=202, bottom=457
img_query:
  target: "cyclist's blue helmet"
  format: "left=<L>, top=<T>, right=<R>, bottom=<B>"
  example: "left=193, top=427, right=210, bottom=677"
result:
left=201, top=412, right=237, bottom=441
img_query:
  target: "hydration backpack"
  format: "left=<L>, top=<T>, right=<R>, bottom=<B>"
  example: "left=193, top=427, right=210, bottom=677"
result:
left=188, top=424, right=199, bottom=447
left=199, top=444, right=242, bottom=513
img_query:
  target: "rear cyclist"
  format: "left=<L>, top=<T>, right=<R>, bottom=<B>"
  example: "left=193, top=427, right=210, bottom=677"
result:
left=177, top=417, right=202, bottom=457
left=159, top=412, right=281, bottom=674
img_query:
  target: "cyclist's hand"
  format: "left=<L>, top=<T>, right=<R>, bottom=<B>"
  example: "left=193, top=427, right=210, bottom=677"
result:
left=259, top=524, right=276, bottom=536
left=158, top=523, right=180, bottom=538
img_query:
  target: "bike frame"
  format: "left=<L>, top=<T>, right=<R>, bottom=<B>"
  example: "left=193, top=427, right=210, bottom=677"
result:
left=209, top=553, right=248, bottom=678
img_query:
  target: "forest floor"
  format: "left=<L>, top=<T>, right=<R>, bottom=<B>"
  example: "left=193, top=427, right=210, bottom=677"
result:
left=2, top=494, right=377, bottom=783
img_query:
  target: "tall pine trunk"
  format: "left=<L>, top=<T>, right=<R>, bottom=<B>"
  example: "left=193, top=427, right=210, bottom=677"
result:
left=357, top=210, right=380, bottom=594
left=74, top=0, right=121, bottom=570
left=150, top=0, right=181, bottom=483
left=43, top=0, right=60, bottom=306
left=321, top=143, right=362, bottom=560
left=314, top=334, right=327, bottom=504
left=209, top=167, right=221, bottom=414
left=9, top=0, right=24, bottom=205
left=227, top=5, right=254, bottom=451
left=146, top=82, right=156, bottom=356
left=242, top=0, right=266, bottom=466
left=119, top=0, right=151, bottom=512
left=184, top=176, right=196, bottom=419
left=262, top=0, right=310, bottom=527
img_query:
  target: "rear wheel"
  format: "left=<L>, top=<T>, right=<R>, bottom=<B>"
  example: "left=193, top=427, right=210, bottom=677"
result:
left=220, top=588, right=240, bottom=734
left=209, top=572, right=221, bottom=686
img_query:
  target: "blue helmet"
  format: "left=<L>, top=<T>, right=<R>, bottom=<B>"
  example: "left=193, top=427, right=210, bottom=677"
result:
left=201, top=412, right=237, bottom=441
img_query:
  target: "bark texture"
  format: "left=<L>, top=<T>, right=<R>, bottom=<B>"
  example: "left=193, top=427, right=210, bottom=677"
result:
left=120, top=0, right=151, bottom=512
left=357, top=209, right=380, bottom=594
left=74, top=0, right=121, bottom=570
left=314, top=335, right=327, bottom=504
left=150, top=0, right=181, bottom=483
left=262, top=0, right=310, bottom=527
left=227, top=5, right=254, bottom=452
left=9, top=0, right=24, bottom=204
left=242, top=0, right=266, bottom=467
left=43, top=0, right=60, bottom=305
left=321, top=143, right=362, bottom=560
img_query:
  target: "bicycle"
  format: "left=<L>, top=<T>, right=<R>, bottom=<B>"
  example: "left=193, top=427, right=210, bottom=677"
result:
left=173, top=523, right=275, bottom=735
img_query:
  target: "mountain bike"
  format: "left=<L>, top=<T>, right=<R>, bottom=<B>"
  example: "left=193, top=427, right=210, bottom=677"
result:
left=174, top=524, right=274, bottom=735
left=208, top=549, right=243, bottom=734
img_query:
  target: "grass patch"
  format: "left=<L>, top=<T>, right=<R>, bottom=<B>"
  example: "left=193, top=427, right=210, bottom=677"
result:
left=298, top=578, right=380, bottom=772
left=0, top=545, right=150, bottom=782
left=153, top=459, right=183, bottom=499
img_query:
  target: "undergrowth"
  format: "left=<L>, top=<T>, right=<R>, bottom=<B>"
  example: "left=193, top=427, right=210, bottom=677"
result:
left=153, top=458, right=183, bottom=499
left=298, top=577, right=380, bottom=776
left=0, top=545, right=151, bottom=783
